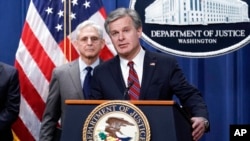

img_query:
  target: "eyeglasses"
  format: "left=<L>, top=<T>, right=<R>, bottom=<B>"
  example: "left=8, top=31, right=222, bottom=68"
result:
left=78, top=36, right=101, bottom=44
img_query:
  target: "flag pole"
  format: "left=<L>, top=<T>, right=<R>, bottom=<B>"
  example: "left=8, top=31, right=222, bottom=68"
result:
left=68, top=0, right=72, bottom=62
left=63, top=0, right=67, bottom=63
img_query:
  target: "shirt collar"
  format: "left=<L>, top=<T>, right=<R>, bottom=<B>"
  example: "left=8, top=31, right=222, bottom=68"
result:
left=120, top=47, right=145, bottom=67
left=79, top=58, right=100, bottom=72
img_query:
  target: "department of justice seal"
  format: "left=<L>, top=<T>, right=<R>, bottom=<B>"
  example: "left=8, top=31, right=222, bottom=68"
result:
left=82, top=101, right=150, bottom=141
left=130, top=0, right=250, bottom=58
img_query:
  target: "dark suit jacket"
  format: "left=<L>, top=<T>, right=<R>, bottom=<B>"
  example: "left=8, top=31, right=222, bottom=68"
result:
left=91, top=50, right=209, bottom=119
left=0, top=62, right=20, bottom=141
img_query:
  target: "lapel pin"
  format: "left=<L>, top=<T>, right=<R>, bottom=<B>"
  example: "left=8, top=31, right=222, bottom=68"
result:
left=150, top=62, right=155, bottom=66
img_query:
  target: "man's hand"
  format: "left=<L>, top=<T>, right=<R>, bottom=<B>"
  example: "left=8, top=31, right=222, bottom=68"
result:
left=191, top=117, right=208, bottom=141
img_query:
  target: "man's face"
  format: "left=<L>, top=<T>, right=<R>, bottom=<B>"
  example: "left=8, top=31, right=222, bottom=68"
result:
left=108, top=16, right=142, bottom=60
left=75, top=26, right=104, bottom=59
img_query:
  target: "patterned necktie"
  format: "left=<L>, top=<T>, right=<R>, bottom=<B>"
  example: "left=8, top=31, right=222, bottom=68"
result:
left=83, top=66, right=92, bottom=99
left=127, top=61, right=140, bottom=100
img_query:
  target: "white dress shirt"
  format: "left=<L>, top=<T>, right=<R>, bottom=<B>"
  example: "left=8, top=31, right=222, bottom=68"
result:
left=79, top=58, right=100, bottom=87
left=120, top=48, right=145, bottom=87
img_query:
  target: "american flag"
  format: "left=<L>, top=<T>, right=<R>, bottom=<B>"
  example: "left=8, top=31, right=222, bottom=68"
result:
left=13, top=0, right=115, bottom=140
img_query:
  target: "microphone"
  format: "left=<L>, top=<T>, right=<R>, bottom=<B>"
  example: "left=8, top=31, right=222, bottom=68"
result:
left=123, top=81, right=134, bottom=99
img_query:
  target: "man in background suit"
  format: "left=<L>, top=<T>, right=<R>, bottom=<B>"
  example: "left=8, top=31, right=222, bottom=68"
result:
left=90, top=8, right=209, bottom=141
left=39, top=20, right=105, bottom=141
left=0, top=62, right=20, bottom=141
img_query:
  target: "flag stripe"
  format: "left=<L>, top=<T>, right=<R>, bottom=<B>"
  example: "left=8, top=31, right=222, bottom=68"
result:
left=12, top=117, right=35, bottom=141
left=19, top=95, right=41, bottom=140
left=16, top=40, right=49, bottom=102
left=21, top=22, right=55, bottom=81
left=15, top=61, right=45, bottom=120
left=99, top=7, right=107, bottom=19
left=100, top=46, right=114, bottom=60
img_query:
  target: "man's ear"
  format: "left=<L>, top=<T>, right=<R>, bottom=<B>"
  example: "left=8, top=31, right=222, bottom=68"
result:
left=101, top=39, right=106, bottom=49
left=137, top=27, right=143, bottom=38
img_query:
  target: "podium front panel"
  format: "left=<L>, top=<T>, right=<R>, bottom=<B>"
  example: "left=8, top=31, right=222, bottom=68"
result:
left=61, top=101, right=192, bottom=141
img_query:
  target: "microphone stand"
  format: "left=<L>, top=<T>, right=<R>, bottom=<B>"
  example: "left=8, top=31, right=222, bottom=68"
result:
left=123, top=81, right=134, bottom=100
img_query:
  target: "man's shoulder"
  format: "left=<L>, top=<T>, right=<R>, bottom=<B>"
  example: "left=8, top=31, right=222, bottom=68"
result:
left=97, top=56, right=118, bottom=67
left=52, top=60, right=78, bottom=73
left=0, top=62, right=16, bottom=70
left=0, top=62, right=18, bottom=75
left=145, top=50, right=176, bottom=62
left=56, top=60, right=78, bottom=69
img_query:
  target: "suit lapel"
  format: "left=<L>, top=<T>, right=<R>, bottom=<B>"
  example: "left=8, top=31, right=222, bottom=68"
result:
left=140, top=51, right=157, bottom=99
left=68, top=60, right=83, bottom=99
left=110, top=56, right=126, bottom=96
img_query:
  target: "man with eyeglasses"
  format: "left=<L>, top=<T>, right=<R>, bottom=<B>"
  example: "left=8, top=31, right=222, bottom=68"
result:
left=39, top=20, right=105, bottom=141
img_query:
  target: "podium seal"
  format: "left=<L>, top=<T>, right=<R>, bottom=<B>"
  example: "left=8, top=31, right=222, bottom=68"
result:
left=82, top=100, right=151, bottom=141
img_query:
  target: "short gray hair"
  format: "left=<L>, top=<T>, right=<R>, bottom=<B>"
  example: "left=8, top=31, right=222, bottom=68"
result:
left=75, top=20, right=103, bottom=40
left=104, top=8, right=142, bottom=34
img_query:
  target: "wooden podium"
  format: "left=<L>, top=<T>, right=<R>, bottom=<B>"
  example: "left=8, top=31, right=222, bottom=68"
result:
left=61, top=100, right=192, bottom=141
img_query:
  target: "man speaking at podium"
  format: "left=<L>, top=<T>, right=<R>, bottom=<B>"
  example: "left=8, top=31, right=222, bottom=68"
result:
left=90, top=8, right=209, bottom=141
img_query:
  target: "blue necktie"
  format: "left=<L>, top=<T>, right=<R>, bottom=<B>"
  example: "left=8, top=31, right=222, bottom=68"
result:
left=83, top=66, right=92, bottom=99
